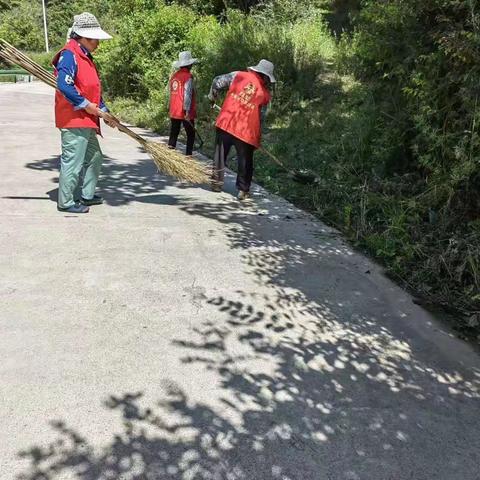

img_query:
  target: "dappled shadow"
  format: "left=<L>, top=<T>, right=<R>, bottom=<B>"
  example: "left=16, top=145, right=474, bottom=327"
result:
left=23, top=149, right=203, bottom=207
left=174, top=196, right=480, bottom=392
left=16, top=319, right=480, bottom=480
left=16, top=191, right=480, bottom=478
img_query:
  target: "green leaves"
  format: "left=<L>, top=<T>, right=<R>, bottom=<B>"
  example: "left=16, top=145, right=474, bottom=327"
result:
left=0, top=2, right=44, bottom=51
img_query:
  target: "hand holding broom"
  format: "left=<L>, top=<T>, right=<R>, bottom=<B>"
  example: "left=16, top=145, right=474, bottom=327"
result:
left=98, top=110, right=120, bottom=128
left=0, top=39, right=210, bottom=185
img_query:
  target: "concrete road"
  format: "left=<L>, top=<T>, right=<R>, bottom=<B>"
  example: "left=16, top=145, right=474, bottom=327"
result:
left=1, top=82, right=479, bottom=480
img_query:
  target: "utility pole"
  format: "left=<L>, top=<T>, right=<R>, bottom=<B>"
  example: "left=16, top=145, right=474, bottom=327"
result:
left=41, top=0, right=49, bottom=52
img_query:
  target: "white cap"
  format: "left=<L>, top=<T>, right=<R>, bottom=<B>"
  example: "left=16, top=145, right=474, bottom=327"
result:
left=71, top=12, right=112, bottom=40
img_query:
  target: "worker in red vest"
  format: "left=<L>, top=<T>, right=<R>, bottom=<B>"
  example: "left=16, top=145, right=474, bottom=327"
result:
left=168, top=51, right=198, bottom=156
left=52, top=12, right=116, bottom=214
left=208, top=59, right=275, bottom=201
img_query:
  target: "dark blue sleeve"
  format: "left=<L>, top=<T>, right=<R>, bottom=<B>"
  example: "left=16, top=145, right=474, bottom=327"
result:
left=56, top=50, right=89, bottom=110
left=99, top=96, right=109, bottom=112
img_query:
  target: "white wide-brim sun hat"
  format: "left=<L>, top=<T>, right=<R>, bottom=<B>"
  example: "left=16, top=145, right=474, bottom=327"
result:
left=71, top=12, right=112, bottom=40
left=248, top=59, right=276, bottom=83
left=173, top=51, right=199, bottom=68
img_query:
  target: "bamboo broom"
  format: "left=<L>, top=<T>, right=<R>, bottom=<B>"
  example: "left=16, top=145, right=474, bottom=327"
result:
left=0, top=39, right=210, bottom=184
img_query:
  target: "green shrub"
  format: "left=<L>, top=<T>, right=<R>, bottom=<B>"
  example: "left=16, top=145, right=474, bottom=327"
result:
left=344, top=0, right=480, bottom=192
left=0, top=2, right=44, bottom=51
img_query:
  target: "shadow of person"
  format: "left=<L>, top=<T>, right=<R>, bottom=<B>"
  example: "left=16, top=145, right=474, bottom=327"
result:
left=46, top=188, right=58, bottom=203
left=24, top=152, right=206, bottom=207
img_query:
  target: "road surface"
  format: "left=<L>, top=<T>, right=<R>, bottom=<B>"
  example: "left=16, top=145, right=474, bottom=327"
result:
left=1, top=82, right=479, bottom=480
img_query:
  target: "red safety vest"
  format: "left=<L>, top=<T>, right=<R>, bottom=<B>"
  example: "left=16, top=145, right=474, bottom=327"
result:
left=215, top=71, right=271, bottom=149
left=52, top=39, right=102, bottom=132
left=169, top=68, right=196, bottom=120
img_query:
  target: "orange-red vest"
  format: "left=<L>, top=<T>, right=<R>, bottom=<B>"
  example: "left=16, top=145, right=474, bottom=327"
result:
left=169, top=68, right=196, bottom=119
left=52, top=40, right=102, bottom=131
left=215, top=71, right=271, bottom=149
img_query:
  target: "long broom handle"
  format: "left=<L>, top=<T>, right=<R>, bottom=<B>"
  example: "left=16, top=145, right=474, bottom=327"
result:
left=0, top=51, right=57, bottom=87
left=0, top=41, right=54, bottom=80
left=0, top=42, right=146, bottom=147
left=0, top=40, right=52, bottom=75
left=99, top=111, right=149, bottom=146
left=184, top=119, right=204, bottom=148
left=257, top=144, right=291, bottom=172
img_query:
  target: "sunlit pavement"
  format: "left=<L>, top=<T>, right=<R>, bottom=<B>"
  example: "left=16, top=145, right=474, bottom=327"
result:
left=1, top=82, right=479, bottom=480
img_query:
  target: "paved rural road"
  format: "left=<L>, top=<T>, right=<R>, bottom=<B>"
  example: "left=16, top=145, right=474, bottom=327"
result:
left=1, top=83, right=479, bottom=480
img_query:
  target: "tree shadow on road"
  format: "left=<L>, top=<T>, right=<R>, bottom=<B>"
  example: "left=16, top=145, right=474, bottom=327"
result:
left=16, top=193, right=480, bottom=479
left=22, top=149, right=203, bottom=207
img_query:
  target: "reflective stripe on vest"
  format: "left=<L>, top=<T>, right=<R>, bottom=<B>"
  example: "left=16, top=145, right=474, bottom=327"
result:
left=169, top=69, right=196, bottom=120
left=215, top=71, right=271, bottom=149
left=52, top=40, right=102, bottom=131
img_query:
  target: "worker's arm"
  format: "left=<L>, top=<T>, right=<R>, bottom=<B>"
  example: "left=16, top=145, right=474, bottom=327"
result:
left=184, top=78, right=194, bottom=118
left=56, top=50, right=88, bottom=110
left=56, top=50, right=100, bottom=116
left=99, top=97, right=109, bottom=113
left=208, top=71, right=238, bottom=102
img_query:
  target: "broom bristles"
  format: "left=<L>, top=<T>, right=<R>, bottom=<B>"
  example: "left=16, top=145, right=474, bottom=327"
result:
left=0, top=38, right=211, bottom=185
left=146, top=143, right=211, bottom=184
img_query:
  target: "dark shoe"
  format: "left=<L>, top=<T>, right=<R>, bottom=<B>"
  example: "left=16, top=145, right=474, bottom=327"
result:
left=211, top=182, right=223, bottom=192
left=81, top=195, right=103, bottom=206
left=57, top=203, right=89, bottom=213
left=237, top=190, right=251, bottom=201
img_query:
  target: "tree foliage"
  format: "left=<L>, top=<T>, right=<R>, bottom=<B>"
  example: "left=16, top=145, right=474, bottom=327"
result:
left=346, top=0, right=480, bottom=188
left=0, top=1, right=44, bottom=50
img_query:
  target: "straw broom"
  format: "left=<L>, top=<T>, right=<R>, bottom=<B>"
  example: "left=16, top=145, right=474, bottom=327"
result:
left=0, top=39, right=211, bottom=184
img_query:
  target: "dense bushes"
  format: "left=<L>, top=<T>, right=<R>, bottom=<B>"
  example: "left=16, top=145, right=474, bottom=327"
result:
left=336, top=0, right=480, bottom=320
left=96, top=4, right=333, bottom=130
left=346, top=0, right=480, bottom=188
left=0, top=1, right=44, bottom=51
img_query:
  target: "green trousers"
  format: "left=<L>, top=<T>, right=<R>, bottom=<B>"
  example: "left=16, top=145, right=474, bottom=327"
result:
left=58, top=128, right=103, bottom=209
